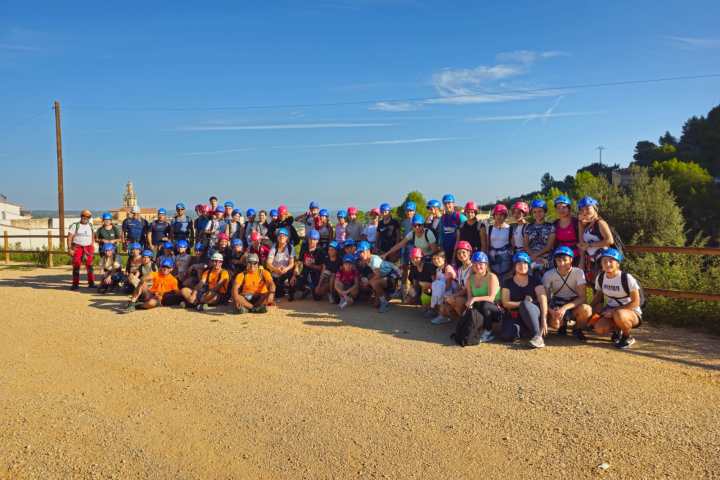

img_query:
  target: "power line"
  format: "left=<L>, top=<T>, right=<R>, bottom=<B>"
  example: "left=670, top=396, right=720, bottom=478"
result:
left=60, top=73, right=720, bottom=112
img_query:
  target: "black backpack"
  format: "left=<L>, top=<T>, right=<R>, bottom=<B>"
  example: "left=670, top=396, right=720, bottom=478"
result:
left=451, top=309, right=482, bottom=347
left=597, top=271, right=646, bottom=308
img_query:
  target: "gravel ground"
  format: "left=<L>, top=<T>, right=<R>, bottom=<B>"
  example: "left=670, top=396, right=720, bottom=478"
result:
left=1, top=267, right=719, bottom=479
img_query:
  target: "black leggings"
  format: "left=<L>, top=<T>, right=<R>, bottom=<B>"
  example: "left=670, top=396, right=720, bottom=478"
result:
left=472, top=301, right=501, bottom=330
left=273, top=271, right=295, bottom=298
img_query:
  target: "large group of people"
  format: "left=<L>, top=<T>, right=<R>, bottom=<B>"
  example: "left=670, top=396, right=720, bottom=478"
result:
left=65, top=193, right=644, bottom=350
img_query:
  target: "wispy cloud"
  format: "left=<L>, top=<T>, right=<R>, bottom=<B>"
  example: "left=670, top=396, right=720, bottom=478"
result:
left=183, top=147, right=256, bottom=156
left=666, top=36, right=720, bottom=48
left=369, top=101, right=420, bottom=112
left=496, top=50, right=568, bottom=65
left=0, top=43, right=40, bottom=52
left=466, top=110, right=603, bottom=123
left=179, top=122, right=395, bottom=131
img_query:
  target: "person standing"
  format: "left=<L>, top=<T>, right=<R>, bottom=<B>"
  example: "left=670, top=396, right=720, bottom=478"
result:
left=170, top=202, right=195, bottom=246
left=147, top=208, right=172, bottom=253
left=67, top=209, right=96, bottom=290
left=121, top=206, right=148, bottom=249
left=95, top=212, right=122, bottom=252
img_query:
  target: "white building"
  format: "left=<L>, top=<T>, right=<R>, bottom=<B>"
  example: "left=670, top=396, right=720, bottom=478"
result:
left=0, top=194, right=79, bottom=250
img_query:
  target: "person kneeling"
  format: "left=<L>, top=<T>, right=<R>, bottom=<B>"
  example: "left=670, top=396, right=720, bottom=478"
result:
left=124, top=258, right=181, bottom=312
left=500, top=252, right=549, bottom=349
left=542, top=246, right=592, bottom=341
left=231, top=253, right=275, bottom=314
left=335, top=254, right=360, bottom=309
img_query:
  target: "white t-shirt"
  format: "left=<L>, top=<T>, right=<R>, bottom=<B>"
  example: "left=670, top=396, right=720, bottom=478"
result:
left=363, top=224, right=378, bottom=243
left=488, top=224, right=511, bottom=250
left=404, top=229, right=437, bottom=255
left=595, top=271, right=642, bottom=315
left=268, top=244, right=295, bottom=271
left=512, top=223, right=526, bottom=250
left=69, top=222, right=94, bottom=247
left=542, top=267, right=586, bottom=301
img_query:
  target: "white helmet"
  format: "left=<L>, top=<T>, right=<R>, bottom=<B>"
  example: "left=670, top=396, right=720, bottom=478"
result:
left=211, top=252, right=224, bottom=262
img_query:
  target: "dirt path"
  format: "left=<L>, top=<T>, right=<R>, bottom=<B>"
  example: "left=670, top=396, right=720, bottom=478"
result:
left=1, top=267, right=719, bottom=479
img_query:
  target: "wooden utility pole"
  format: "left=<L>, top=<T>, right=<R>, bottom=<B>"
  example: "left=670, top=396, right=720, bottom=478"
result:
left=54, top=101, right=66, bottom=250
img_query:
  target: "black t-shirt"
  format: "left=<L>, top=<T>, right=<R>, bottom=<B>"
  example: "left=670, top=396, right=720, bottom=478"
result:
left=503, top=276, right=539, bottom=303
left=299, top=244, right=326, bottom=271
left=458, top=221, right=482, bottom=251
left=323, top=255, right=342, bottom=274
left=377, top=218, right=400, bottom=252
left=150, top=220, right=171, bottom=244
left=409, top=261, right=437, bottom=283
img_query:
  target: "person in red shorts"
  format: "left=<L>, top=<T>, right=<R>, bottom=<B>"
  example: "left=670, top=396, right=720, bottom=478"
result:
left=67, top=209, right=96, bottom=290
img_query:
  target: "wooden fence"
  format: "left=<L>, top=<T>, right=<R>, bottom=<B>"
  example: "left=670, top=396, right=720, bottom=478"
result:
left=3, top=231, right=720, bottom=301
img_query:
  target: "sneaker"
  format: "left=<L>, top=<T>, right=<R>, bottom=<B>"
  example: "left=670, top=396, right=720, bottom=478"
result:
left=557, top=324, right=567, bottom=336
left=430, top=315, right=451, bottom=325
left=328, top=293, right=334, bottom=304
left=88, top=282, right=96, bottom=289
left=234, top=305, right=248, bottom=314
left=338, top=298, right=348, bottom=309
left=70, top=284, right=79, bottom=291
left=573, top=328, right=587, bottom=342
left=378, top=300, right=391, bottom=314
left=529, top=335, right=546, bottom=349
left=479, top=329, right=495, bottom=343
left=611, top=330, right=622, bottom=344
left=615, top=335, right=636, bottom=349
left=196, top=303, right=207, bottom=312
left=251, top=305, right=267, bottom=314
left=123, top=302, right=136, bottom=313
left=301, top=288, right=311, bottom=300
left=423, top=309, right=435, bottom=319
left=179, top=301, right=187, bottom=309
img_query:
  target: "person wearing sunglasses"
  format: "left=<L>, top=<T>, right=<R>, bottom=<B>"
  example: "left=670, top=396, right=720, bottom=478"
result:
left=231, top=253, right=275, bottom=314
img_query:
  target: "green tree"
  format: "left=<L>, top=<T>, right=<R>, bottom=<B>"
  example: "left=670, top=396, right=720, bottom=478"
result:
left=540, top=172, right=555, bottom=193
left=395, top=191, right=428, bottom=220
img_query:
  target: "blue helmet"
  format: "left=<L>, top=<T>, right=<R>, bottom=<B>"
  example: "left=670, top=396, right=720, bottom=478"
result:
left=343, top=238, right=356, bottom=248
left=246, top=208, right=256, bottom=217
left=337, top=209, right=347, bottom=219
left=600, top=247, right=623, bottom=263
left=162, top=241, right=173, bottom=250
left=553, top=246, right=575, bottom=258
left=342, top=254, right=355, bottom=263
left=101, top=243, right=115, bottom=252
left=160, top=258, right=175, bottom=269
left=578, top=196, right=599, bottom=210
left=194, top=242, right=205, bottom=252
left=427, top=199, right=441, bottom=209
left=442, top=194, right=455, bottom=204
left=176, top=239, right=189, bottom=249
left=554, top=195, right=572, bottom=207
left=231, top=238, right=243, bottom=247
left=232, top=208, right=242, bottom=216
left=214, top=206, right=224, bottom=213
left=142, top=249, right=154, bottom=258
left=357, top=240, right=371, bottom=253
left=412, top=213, right=425, bottom=225
left=176, top=202, right=186, bottom=210
left=531, top=199, right=547, bottom=211
left=471, top=251, right=489, bottom=264
left=309, top=201, right=320, bottom=209
left=277, top=227, right=289, bottom=237
left=379, top=202, right=392, bottom=213
left=129, top=242, right=142, bottom=251
left=512, top=252, right=532, bottom=265
left=308, top=229, right=320, bottom=240
left=224, top=201, right=234, bottom=208
left=269, top=209, right=279, bottom=217
left=328, top=240, right=340, bottom=250
left=158, top=208, right=167, bottom=215
left=319, top=208, right=329, bottom=217
left=101, top=212, right=112, bottom=221
left=404, top=201, right=416, bottom=212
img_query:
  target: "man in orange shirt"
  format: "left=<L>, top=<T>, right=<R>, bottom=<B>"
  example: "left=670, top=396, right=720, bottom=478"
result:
left=123, top=258, right=181, bottom=312
left=232, top=253, right=276, bottom=314
left=180, top=252, right=230, bottom=311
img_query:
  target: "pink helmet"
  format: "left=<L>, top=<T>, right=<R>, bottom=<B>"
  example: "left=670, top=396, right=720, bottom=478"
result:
left=456, top=240, right=472, bottom=252
left=492, top=204, right=509, bottom=216
left=194, top=204, right=204, bottom=214
left=217, top=232, right=229, bottom=241
left=202, top=204, right=212, bottom=215
left=347, top=206, right=358, bottom=216
left=278, top=205, right=288, bottom=216
left=250, top=231, right=261, bottom=242
left=369, top=208, right=380, bottom=216
left=511, top=201, right=529, bottom=214
left=410, top=247, right=423, bottom=259
left=464, top=201, right=477, bottom=212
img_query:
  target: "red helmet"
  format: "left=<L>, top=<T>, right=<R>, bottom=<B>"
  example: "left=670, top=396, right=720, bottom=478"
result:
left=369, top=208, right=380, bottom=216
left=410, top=247, right=423, bottom=259
left=456, top=240, right=472, bottom=252
left=217, top=232, right=229, bottom=241
left=464, top=201, right=477, bottom=212
left=202, top=204, right=212, bottom=215
left=250, top=231, right=261, bottom=242
left=347, top=206, right=358, bottom=216
left=278, top=205, right=288, bottom=216
left=194, top=204, right=204, bottom=214
left=511, top=201, right=529, bottom=214
left=492, top=204, right=509, bottom=216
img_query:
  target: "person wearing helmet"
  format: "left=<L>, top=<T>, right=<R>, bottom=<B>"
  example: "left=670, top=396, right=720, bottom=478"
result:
left=203, top=207, right=225, bottom=249
left=193, top=205, right=211, bottom=247
left=182, top=243, right=208, bottom=289
left=361, top=248, right=402, bottom=313
left=457, top=201, right=482, bottom=252
left=275, top=205, right=300, bottom=246
left=147, top=208, right=172, bottom=254
left=482, top=204, right=513, bottom=278
left=67, top=209, right=96, bottom=290
left=226, top=238, right=246, bottom=277
left=587, top=248, right=643, bottom=349
left=429, top=250, right=459, bottom=325
left=552, top=195, right=580, bottom=263
left=362, top=208, right=380, bottom=249
left=438, top=241, right=473, bottom=322
left=296, top=229, right=326, bottom=300
left=95, top=212, right=121, bottom=253
left=500, top=252, right=549, bottom=348
left=334, top=209, right=349, bottom=243
left=231, top=253, right=275, bottom=314
left=382, top=213, right=438, bottom=259
left=398, top=201, right=416, bottom=263
left=439, top=194, right=466, bottom=259
left=246, top=209, right=270, bottom=244
left=180, top=252, right=230, bottom=311
left=577, top=196, right=616, bottom=285
left=335, top=254, right=360, bottom=309
left=243, top=208, right=261, bottom=245
left=208, top=232, right=231, bottom=263
left=123, top=257, right=181, bottom=312
left=174, top=239, right=192, bottom=283
left=376, top=203, right=400, bottom=259
left=123, top=242, right=144, bottom=293
left=342, top=238, right=357, bottom=259
left=227, top=208, right=245, bottom=240
left=317, top=240, right=342, bottom=303
left=121, top=206, right=148, bottom=249
left=510, top=201, right=530, bottom=252
left=170, top=203, right=195, bottom=246
left=460, top=251, right=502, bottom=343
left=295, top=201, right=321, bottom=236
left=542, top=246, right=592, bottom=341
left=266, top=227, right=297, bottom=301
left=156, top=241, right=176, bottom=269
left=246, top=230, right=271, bottom=267
left=425, top=199, right=442, bottom=237
left=222, top=201, right=235, bottom=223
left=524, top=199, right=556, bottom=280
left=126, top=248, right=157, bottom=294
left=314, top=208, right=334, bottom=248
left=345, top=207, right=363, bottom=242
left=408, top=246, right=437, bottom=316
left=97, top=243, right=123, bottom=293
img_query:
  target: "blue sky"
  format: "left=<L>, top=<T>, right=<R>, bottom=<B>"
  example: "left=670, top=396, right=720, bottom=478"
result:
left=1, top=0, right=719, bottom=212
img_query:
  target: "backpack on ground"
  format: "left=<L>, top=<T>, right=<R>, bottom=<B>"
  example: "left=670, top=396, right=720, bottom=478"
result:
left=597, top=271, right=646, bottom=308
left=451, top=309, right=482, bottom=347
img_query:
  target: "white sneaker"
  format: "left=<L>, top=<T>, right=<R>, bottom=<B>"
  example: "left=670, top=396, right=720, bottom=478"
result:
left=479, top=329, right=495, bottom=343
left=431, top=315, right=451, bottom=325
left=529, top=335, right=545, bottom=348
left=328, top=293, right=334, bottom=304
left=339, top=298, right=348, bottom=309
